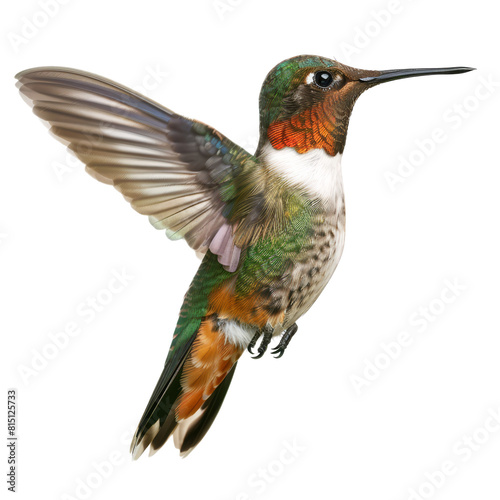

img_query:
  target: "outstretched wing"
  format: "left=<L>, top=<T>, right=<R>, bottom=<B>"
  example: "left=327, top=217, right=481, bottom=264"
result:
left=16, top=67, right=259, bottom=270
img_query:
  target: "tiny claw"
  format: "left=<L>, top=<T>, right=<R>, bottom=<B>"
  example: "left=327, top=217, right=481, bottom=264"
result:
left=247, top=331, right=261, bottom=354
left=272, top=348, right=285, bottom=359
left=251, top=328, right=273, bottom=359
left=271, top=323, right=298, bottom=359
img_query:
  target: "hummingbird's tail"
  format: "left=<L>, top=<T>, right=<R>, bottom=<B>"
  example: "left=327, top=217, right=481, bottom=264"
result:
left=130, top=315, right=243, bottom=459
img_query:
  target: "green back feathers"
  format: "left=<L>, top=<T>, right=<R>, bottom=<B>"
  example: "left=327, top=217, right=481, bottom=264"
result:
left=165, top=251, right=233, bottom=366
left=235, top=190, right=315, bottom=295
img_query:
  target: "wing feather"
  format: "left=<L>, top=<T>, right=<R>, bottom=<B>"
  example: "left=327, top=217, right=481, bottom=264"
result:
left=16, top=66, right=260, bottom=267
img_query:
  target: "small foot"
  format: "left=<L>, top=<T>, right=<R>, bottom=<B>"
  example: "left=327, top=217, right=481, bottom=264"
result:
left=248, top=326, right=274, bottom=359
left=271, top=324, right=298, bottom=358
left=247, top=331, right=261, bottom=355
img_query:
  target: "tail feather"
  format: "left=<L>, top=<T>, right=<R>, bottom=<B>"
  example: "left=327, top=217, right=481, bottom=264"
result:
left=148, top=412, right=177, bottom=456
left=130, top=331, right=195, bottom=459
left=130, top=315, right=242, bottom=459
left=175, top=363, right=237, bottom=458
left=130, top=351, right=189, bottom=460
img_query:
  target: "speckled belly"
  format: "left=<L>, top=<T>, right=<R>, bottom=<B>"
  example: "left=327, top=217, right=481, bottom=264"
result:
left=283, top=212, right=345, bottom=327
left=255, top=208, right=346, bottom=332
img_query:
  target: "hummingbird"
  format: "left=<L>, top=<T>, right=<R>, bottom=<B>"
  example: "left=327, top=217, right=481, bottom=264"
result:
left=16, top=56, right=473, bottom=458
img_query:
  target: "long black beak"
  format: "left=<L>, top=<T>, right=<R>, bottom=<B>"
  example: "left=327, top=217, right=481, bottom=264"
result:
left=359, top=66, right=475, bottom=84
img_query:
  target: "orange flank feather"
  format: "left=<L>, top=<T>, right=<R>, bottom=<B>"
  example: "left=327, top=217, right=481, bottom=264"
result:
left=209, top=282, right=285, bottom=328
left=177, top=283, right=285, bottom=421
left=177, top=315, right=242, bottom=420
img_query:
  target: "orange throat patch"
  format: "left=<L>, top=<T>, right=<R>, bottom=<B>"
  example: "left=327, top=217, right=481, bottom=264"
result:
left=267, top=101, right=337, bottom=155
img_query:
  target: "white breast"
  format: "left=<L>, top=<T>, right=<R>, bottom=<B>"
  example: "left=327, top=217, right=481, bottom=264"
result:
left=260, top=143, right=344, bottom=203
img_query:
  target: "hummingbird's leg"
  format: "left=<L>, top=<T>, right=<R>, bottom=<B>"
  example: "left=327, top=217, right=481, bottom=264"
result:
left=247, top=331, right=261, bottom=355
left=251, top=325, right=274, bottom=359
left=271, top=323, right=298, bottom=358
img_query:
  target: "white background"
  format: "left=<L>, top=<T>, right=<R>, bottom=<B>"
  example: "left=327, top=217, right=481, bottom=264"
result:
left=2, top=0, right=499, bottom=499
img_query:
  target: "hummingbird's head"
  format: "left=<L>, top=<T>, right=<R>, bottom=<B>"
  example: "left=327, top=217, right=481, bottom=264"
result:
left=257, top=55, right=474, bottom=157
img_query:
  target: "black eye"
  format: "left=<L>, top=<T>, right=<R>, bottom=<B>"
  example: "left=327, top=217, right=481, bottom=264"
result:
left=314, top=71, right=334, bottom=88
